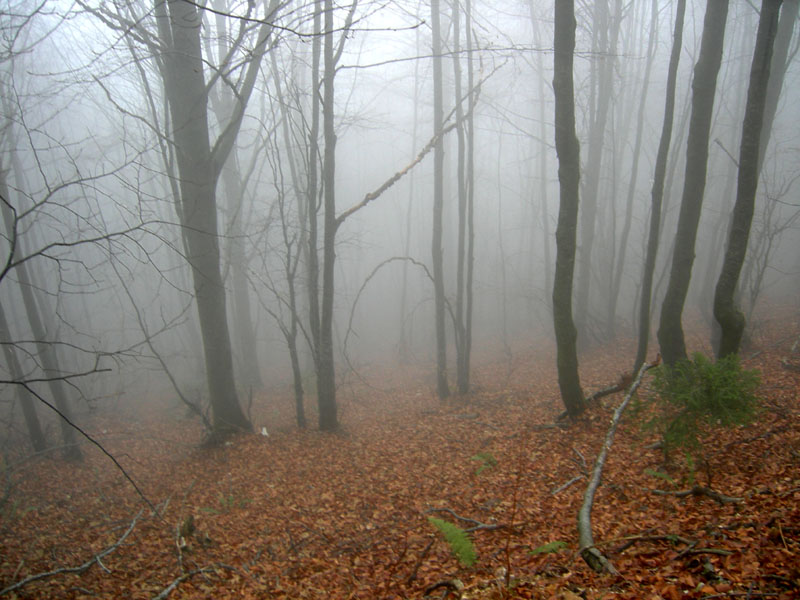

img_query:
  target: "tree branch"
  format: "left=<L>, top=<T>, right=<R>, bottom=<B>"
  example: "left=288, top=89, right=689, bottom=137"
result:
left=578, top=359, right=658, bottom=574
left=0, top=509, right=143, bottom=596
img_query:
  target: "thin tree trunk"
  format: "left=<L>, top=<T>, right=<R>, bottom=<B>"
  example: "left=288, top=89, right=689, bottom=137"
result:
left=0, top=301, right=47, bottom=452
left=758, top=0, right=798, bottom=174
left=316, top=0, right=339, bottom=431
left=714, top=0, right=782, bottom=358
left=658, top=0, right=729, bottom=367
left=606, top=0, right=658, bottom=339
left=634, top=0, right=686, bottom=373
left=574, top=0, right=622, bottom=340
left=552, top=0, right=584, bottom=417
left=431, top=0, right=450, bottom=399
left=0, top=168, right=79, bottom=458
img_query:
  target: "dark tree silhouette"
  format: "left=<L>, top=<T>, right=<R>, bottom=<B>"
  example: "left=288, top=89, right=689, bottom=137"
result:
left=714, top=0, right=782, bottom=358
left=658, top=0, right=729, bottom=366
left=552, top=0, right=584, bottom=417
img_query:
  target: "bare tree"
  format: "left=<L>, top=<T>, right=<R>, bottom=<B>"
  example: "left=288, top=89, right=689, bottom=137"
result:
left=552, top=0, right=584, bottom=417
left=714, top=0, right=782, bottom=358
left=634, top=0, right=686, bottom=373
left=431, top=0, right=450, bottom=400
left=658, top=0, right=729, bottom=367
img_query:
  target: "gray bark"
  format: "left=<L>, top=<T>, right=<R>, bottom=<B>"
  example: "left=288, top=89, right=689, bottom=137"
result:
left=552, top=0, right=584, bottom=417
left=658, top=0, right=729, bottom=366
left=714, top=0, right=782, bottom=358
left=634, top=0, right=686, bottom=373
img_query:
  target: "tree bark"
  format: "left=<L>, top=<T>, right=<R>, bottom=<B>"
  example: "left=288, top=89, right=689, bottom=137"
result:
left=606, top=0, right=658, bottom=340
left=657, top=0, right=729, bottom=367
left=317, top=0, right=339, bottom=431
left=552, top=0, right=584, bottom=417
left=156, top=0, right=253, bottom=435
left=634, top=0, right=686, bottom=373
left=431, top=0, right=450, bottom=399
left=714, top=0, right=782, bottom=358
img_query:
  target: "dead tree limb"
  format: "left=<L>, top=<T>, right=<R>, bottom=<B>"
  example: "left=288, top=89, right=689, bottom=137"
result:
left=651, top=485, right=742, bottom=505
left=577, top=360, right=657, bottom=575
left=151, top=563, right=241, bottom=600
left=0, top=510, right=143, bottom=597
left=424, top=507, right=504, bottom=532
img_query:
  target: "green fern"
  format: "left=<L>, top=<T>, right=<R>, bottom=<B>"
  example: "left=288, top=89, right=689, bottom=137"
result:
left=428, top=517, right=477, bottom=567
left=470, top=451, right=498, bottom=475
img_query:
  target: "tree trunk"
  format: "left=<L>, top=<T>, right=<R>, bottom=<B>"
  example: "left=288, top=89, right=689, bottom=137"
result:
left=431, top=0, right=450, bottom=399
left=0, top=301, right=47, bottom=452
left=657, top=0, right=729, bottom=367
left=552, top=0, right=584, bottom=417
left=606, top=0, right=658, bottom=340
left=317, top=0, right=339, bottom=431
left=757, top=0, right=798, bottom=174
left=574, top=0, right=622, bottom=340
left=156, top=0, right=251, bottom=435
left=714, top=0, right=782, bottom=358
left=634, top=0, right=686, bottom=373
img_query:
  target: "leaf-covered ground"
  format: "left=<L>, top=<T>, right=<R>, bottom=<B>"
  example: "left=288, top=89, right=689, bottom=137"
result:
left=1, top=314, right=799, bottom=599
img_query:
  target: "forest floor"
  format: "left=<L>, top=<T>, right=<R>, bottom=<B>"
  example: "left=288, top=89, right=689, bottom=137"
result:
left=1, top=310, right=799, bottom=599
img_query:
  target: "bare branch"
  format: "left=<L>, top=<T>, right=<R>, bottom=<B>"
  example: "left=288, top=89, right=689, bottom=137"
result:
left=0, top=509, right=143, bottom=597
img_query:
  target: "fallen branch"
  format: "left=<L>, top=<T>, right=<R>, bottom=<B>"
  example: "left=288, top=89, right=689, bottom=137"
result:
left=609, top=533, right=731, bottom=559
left=651, top=485, right=742, bottom=505
left=577, top=360, right=657, bottom=575
left=0, top=510, right=143, bottom=597
left=407, top=539, right=434, bottom=583
left=425, top=507, right=504, bottom=532
left=551, top=475, right=584, bottom=495
left=152, top=563, right=241, bottom=600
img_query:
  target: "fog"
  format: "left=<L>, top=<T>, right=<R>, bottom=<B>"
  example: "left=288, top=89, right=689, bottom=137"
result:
left=1, top=0, right=799, bottom=437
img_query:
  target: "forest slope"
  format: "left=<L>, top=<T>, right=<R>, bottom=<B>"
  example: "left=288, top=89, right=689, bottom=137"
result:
left=1, top=312, right=798, bottom=599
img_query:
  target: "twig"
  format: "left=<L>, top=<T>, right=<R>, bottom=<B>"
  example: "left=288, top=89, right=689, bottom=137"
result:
left=551, top=475, right=584, bottom=495
left=0, top=510, right=143, bottom=597
left=407, top=539, right=434, bottom=583
left=17, top=382, right=159, bottom=515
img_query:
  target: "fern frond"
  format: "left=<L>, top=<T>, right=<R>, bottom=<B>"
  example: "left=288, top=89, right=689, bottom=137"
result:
left=428, top=517, right=477, bottom=567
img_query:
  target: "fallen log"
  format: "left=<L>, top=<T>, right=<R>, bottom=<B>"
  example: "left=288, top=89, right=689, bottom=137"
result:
left=577, top=360, right=658, bottom=575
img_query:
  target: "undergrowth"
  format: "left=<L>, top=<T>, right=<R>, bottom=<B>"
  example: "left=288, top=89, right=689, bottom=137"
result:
left=647, top=352, right=760, bottom=465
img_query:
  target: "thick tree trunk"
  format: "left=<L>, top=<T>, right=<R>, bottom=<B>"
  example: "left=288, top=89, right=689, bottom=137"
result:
left=552, top=0, right=584, bottom=417
left=431, top=0, right=450, bottom=399
left=658, top=0, right=728, bottom=366
left=157, top=0, right=250, bottom=435
left=634, top=0, right=686, bottom=373
left=714, top=0, right=782, bottom=358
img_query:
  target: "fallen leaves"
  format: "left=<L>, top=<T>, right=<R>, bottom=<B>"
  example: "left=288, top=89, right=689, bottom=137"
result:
left=1, top=314, right=799, bottom=599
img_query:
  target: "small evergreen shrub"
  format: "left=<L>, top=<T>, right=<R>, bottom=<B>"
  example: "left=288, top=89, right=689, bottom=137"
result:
left=428, top=517, right=477, bottom=567
left=649, top=352, right=760, bottom=455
